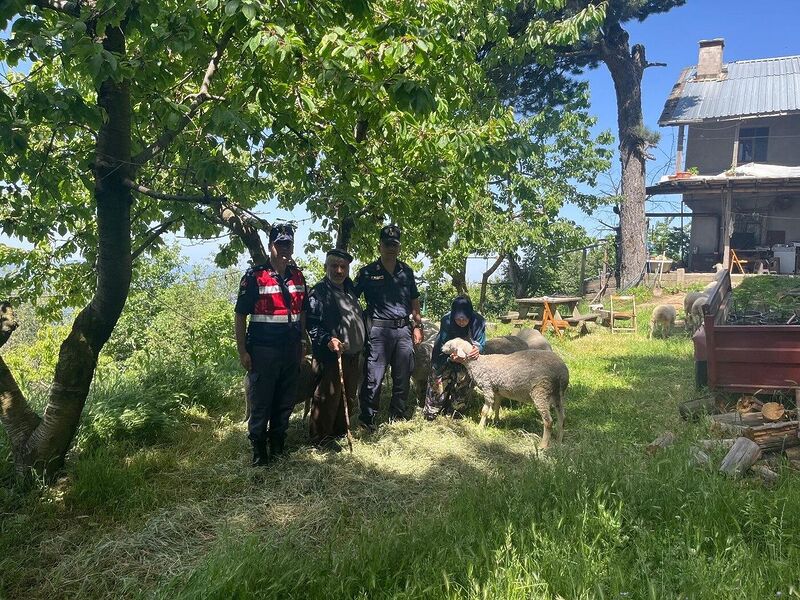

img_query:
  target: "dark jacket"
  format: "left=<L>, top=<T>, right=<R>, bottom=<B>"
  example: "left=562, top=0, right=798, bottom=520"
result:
left=306, top=277, right=365, bottom=363
left=432, top=297, right=486, bottom=369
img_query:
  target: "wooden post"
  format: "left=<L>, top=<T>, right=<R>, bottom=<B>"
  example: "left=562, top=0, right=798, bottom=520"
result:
left=676, top=124, right=685, bottom=173
left=731, top=123, right=741, bottom=170
left=722, top=187, right=732, bottom=269
left=578, top=247, right=588, bottom=296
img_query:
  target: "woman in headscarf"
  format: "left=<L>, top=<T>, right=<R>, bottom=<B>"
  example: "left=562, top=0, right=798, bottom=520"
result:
left=423, top=295, right=486, bottom=420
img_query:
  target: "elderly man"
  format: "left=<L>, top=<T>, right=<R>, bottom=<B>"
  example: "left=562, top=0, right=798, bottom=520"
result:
left=354, top=225, right=423, bottom=428
left=235, top=223, right=308, bottom=466
left=306, top=248, right=366, bottom=450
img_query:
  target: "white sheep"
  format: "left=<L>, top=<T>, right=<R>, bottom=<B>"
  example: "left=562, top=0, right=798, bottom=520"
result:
left=649, top=304, right=676, bottom=339
left=441, top=337, right=568, bottom=448
left=683, top=291, right=706, bottom=329
left=689, top=295, right=710, bottom=332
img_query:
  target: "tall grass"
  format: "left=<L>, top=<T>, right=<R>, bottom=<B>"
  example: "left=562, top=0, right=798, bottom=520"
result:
left=3, top=322, right=800, bottom=599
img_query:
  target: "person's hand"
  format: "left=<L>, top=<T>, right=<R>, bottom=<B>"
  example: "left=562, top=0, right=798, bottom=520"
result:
left=239, top=351, right=252, bottom=371
left=412, top=326, right=423, bottom=345
left=467, top=345, right=480, bottom=360
left=327, top=337, right=343, bottom=354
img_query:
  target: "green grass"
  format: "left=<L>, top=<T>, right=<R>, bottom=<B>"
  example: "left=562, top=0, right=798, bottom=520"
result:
left=3, top=329, right=800, bottom=599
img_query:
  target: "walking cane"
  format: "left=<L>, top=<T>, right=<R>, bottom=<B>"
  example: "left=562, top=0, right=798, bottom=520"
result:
left=337, top=353, right=354, bottom=453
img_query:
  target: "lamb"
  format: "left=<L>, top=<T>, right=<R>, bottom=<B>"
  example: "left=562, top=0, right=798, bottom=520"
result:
left=514, top=327, right=552, bottom=351
left=649, top=304, right=676, bottom=339
left=441, top=337, right=568, bottom=448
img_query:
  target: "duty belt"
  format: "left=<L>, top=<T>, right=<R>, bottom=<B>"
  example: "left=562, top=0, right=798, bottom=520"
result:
left=372, top=317, right=410, bottom=328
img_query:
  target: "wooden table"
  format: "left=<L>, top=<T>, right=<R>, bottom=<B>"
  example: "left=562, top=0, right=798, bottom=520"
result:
left=515, top=296, right=582, bottom=320
left=515, top=296, right=583, bottom=337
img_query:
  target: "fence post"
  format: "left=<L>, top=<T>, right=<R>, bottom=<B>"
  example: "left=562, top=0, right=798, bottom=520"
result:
left=578, top=247, right=588, bottom=296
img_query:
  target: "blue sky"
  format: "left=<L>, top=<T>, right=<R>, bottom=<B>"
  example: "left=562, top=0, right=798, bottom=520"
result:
left=571, top=0, right=800, bottom=238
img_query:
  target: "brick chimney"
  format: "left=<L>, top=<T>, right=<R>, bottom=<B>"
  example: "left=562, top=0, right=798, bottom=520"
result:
left=696, top=39, right=725, bottom=80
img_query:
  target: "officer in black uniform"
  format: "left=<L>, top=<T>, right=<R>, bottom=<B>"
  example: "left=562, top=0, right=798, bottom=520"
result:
left=354, top=225, right=423, bottom=428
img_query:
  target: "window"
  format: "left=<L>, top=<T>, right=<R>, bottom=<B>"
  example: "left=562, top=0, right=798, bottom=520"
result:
left=738, top=127, right=769, bottom=163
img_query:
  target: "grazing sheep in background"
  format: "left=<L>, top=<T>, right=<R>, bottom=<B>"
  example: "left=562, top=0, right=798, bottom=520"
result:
left=514, top=327, right=553, bottom=351
left=483, top=334, right=529, bottom=355
left=649, top=305, right=677, bottom=339
left=441, top=337, right=569, bottom=448
left=689, top=296, right=710, bottom=333
left=683, top=292, right=706, bottom=327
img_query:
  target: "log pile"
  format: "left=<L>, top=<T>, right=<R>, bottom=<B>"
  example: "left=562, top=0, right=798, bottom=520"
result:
left=677, top=392, right=800, bottom=483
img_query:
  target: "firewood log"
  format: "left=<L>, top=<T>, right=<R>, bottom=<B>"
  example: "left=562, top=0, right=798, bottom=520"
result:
left=688, top=446, right=711, bottom=467
left=646, top=431, right=676, bottom=455
left=744, top=421, right=800, bottom=452
left=697, top=439, right=736, bottom=451
left=752, top=464, right=779, bottom=485
left=719, top=437, right=761, bottom=476
left=761, top=402, right=785, bottom=423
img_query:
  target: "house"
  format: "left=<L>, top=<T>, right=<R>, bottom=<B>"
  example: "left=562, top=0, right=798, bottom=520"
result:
left=647, top=39, right=800, bottom=273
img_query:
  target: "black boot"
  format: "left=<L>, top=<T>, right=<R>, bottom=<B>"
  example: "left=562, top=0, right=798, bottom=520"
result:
left=251, top=440, right=269, bottom=467
left=269, top=436, right=286, bottom=459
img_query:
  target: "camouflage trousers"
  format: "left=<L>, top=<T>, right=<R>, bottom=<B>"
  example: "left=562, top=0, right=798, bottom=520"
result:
left=423, top=361, right=471, bottom=420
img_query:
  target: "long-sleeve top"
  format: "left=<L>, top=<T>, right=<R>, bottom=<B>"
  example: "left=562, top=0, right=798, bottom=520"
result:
left=431, top=311, right=487, bottom=369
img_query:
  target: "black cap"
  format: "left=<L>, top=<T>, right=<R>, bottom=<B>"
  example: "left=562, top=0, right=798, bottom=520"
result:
left=269, top=223, right=294, bottom=244
left=326, top=248, right=353, bottom=262
left=379, top=224, right=401, bottom=245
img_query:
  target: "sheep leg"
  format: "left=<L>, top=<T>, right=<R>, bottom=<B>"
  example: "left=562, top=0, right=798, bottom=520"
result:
left=478, top=388, right=495, bottom=428
left=556, top=387, right=566, bottom=444
left=493, top=395, right=501, bottom=422
left=532, top=389, right=553, bottom=449
left=648, top=320, right=655, bottom=339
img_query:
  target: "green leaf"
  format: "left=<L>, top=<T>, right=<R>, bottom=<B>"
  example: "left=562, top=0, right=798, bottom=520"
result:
left=224, top=0, right=239, bottom=16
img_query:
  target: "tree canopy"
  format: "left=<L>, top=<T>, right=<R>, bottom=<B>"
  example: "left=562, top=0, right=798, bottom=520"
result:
left=0, top=0, right=608, bottom=476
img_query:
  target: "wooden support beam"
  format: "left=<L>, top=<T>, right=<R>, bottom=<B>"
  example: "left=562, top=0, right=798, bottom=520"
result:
left=578, top=248, right=588, bottom=296
left=676, top=124, right=685, bottom=173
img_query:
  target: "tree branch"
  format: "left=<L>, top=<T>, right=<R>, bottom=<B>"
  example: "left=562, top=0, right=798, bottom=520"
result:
left=0, top=303, right=42, bottom=462
left=131, top=216, right=184, bottom=261
left=217, top=204, right=269, bottom=265
left=123, top=178, right=226, bottom=204
left=132, top=27, right=235, bottom=167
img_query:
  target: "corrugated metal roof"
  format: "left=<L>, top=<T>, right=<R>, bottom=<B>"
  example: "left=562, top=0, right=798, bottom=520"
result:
left=658, top=55, right=800, bottom=126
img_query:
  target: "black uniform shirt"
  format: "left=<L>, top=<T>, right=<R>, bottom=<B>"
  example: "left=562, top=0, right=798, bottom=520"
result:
left=353, top=259, right=419, bottom=321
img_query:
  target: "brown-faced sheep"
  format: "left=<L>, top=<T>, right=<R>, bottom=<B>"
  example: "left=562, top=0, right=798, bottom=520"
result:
left=441, top=337, right=568, bottom=448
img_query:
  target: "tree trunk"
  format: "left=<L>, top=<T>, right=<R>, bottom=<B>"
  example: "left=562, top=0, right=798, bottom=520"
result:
left=601, top=24, right=648, bottom=289
left=506, top=253, right=528, bottom=298
left=449, top=265, right=469, bottom=296
left=1, top=25, right=133, bottom=479
left=336, top=211, right=355, bottom=251
left=478, top=255, right=505, bottom=312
